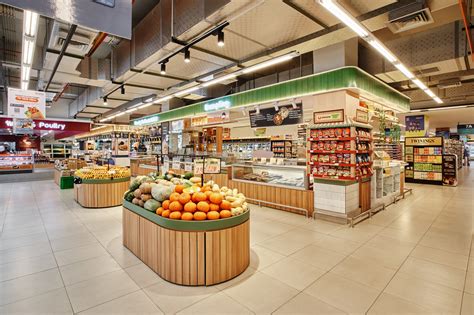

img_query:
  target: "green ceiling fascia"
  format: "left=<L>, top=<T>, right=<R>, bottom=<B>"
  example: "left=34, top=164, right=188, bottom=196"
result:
left=132, top=66, right=410, bottom=126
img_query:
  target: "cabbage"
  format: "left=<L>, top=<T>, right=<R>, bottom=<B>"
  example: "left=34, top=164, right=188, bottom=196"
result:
left=144, top=199, right=161, bottom=212
left=151, top=184, right=175, bottom=202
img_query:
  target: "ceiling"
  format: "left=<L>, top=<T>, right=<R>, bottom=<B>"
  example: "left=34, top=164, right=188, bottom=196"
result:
left=0, top=0, right=472, bottom=124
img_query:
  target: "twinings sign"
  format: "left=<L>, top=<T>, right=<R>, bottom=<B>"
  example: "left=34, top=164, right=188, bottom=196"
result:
left=405, top=137, right=443, bottom=146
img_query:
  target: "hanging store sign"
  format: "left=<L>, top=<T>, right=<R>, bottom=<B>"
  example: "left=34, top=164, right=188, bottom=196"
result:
left=8, top=88, right=46, bottom=119
left=405, top=137, right=443, bottom=146
left=457, top=124, right=474, bottom=135
left=0, top=117, right=90, bottom=132
left=405, top=115, right=428, bottom=137
left=12, top=118, right=34, bottom=134
left=204, top=100, right=231, bottom=111
left=250, top=103, right=303, bottom=128
left=313, top=109, right=344, bottom=124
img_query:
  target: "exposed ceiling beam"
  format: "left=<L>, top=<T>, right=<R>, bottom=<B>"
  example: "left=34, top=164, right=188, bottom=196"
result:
left=46, top=48, right=84, bottom=60
left=129, top=68, right=188, bottom=81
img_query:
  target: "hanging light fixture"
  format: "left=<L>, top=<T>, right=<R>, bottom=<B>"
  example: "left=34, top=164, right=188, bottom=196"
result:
left=103, top=96, right=108, bottom=106
left=255, top=106, right=260, bottom=114
left=274, top=102, right=279, bottom=111
left=120, top=85, right=125, bottom=94
left=160, top=63, right=166, bottom=75
left=291, top=99, right=297, bottom=109
left=184, top=49, right=190, bottom=63
left=217, top=30, right=225, bottom=47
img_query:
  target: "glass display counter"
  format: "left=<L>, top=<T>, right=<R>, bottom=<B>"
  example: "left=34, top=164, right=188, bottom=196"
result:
left=0, top=154, right=34, bottom=173
left=231, top=163, right=307, bottom=190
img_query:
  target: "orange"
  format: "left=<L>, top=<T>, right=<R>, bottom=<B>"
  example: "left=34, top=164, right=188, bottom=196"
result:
left=175, top=185, right=184, bottom=193
left=220, top=210, right=231, bottom=218
left=178, top=193, right=191, bottom=205
left=162, top=200, right=170, bottom=210
left=220, top=200, right=231, bottom=210
left=156, top=207, right=164, bottom=215
left=193, top=211, right=207, bottom=221
left=209, top=203, right=220, bottom=212
left=197, top=201, right=210, bottom=213
left=162, top=209, right=170, bottom=218
left=207, top=211, right=220, bottom=220
left=192, top=192, right=207, bottom=203
left=183, top=201, right=197, bottom=213
left=209, top=192, right=223, bottom=205
left=201, top=185, right=211, bottom=192
left=169, top=211, right=182, bottom=220
left=181, top=212, right=193, bottom=221
left=169, top=201, right=183, bottom=212
left=205, top=190, right=212, bottom=198
left=169, top=192, right=180, bottom=202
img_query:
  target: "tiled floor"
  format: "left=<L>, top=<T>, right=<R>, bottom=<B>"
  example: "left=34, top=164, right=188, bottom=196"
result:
left=0, top=168, right=473, bottom=314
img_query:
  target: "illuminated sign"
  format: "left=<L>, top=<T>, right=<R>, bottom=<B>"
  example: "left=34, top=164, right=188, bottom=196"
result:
left=133, top=116, right=159, bottom=126
left=204, top=100, right=231, bottom=112
left=4, top=120, right=66, bottom=130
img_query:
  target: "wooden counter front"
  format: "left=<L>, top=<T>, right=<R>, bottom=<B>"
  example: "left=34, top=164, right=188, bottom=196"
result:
left=74, top=178, right=130, bottom=208
left=123, top=202, right=250, bottom=286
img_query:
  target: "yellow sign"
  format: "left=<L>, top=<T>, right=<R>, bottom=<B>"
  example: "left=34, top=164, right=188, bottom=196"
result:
left=405, top=137, right=443, bottom=146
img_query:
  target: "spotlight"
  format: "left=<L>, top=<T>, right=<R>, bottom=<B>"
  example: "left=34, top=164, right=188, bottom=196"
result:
left=184, top=49, right=190, bottom=63
left=291, top=99, right=297, bottom=109
left=103, top=96, right=108, bottom=106
left=217, top=30, right=224, bottom=47
left=274, top=102, right=279, bottom=111
left=160, top=63, right=166, bottom=75
left=120, top=85, right=125, bottom=94
left=241, top=108, right=246, bottom=116
left=255, top=106, right=260, bottom=114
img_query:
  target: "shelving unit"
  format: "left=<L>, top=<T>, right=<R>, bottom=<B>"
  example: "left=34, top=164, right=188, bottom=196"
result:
left=307, top=124, right=373, bottom=181
left=443, top=139, right=463, bottom=169
left=223, top=138, right=271, bottom=160
left=405, top=137, right=443, bottom=185
left=42, top=143, right=72, bottom=159
left=271, top=140, right=296, bottom=158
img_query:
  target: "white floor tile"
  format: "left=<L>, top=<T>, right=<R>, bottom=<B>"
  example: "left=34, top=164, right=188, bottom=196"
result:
left=0, top=288, right=73, bottom=315
left=79, top=290, right=161, bottom=314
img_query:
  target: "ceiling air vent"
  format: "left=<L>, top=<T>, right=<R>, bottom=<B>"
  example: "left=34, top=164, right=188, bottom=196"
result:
left=387, top=1, right=434, bottom=34
left=48, top=21, right=95, bottom=55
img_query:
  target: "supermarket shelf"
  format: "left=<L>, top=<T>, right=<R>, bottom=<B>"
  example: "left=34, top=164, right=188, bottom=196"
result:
left=308, top=150, right=356, bottom=154
left=309, top=162, right=356, bottom=167
left=308, top=137, right=355, bottom=141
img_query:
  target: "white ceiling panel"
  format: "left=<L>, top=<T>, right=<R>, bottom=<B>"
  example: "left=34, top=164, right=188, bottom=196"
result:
left=126, top=73, right=183, bottom=89
left=228, top=0, right=323, bottom=48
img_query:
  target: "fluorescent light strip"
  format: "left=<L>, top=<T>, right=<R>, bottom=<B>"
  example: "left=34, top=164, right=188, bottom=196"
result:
left=21, top=10, right=38, bottom=90
left=394, top=63, right=414, bottom=79
left=175, top=86, right=199, bottom=97
left=319, top=0, right=443, bottom=105
left=125, top=108, right=137, bottom=113
left=138, top=102, right=154, bottom=109
left=369, top=40, right=396, bottom=62
left=242, top=52, right=298, bottom=74
left=24, top=10, right=38, bottom=37
left=153, top=95, right=172, bottom=104
left=424, top=89, right=436, bottom=98
left=319, top=0, right=368, bottom=37
left=22, top=66, right=30, bottom=81
left=202, top=73, right=236, bottom=87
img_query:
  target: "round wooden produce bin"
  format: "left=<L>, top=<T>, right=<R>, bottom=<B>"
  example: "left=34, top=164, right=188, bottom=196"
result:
left=122, top=200, right=250, bottom=286
left=74, top=177, right=130, bottom=208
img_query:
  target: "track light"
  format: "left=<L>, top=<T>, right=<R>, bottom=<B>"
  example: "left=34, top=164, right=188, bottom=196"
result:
left=120, top=85, right=125, bottom=94
left=241, top=108, right=246, bottom=116
left=291, top=100, right=297, bottom=109
left=103, top=97, right=107, bottom=106
left=255, top=106, right=260, bottom=114
left=160, top=63, right=166, bottom=75
left=217, top=30, right=224, bottom=47
left=274, top=102, right=279, bottom=111
left=184, top=49, right=190, bottom=63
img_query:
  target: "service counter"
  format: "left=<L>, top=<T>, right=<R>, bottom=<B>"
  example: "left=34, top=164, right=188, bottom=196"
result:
left=123, top=200, right=250, bottom=286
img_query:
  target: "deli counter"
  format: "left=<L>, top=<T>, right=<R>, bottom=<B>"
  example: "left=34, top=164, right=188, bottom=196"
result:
left=0, top=154, right=34, bottom=173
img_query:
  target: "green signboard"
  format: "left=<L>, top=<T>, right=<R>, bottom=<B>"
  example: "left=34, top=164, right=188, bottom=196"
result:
left=132, top=66, right=410, bottom=126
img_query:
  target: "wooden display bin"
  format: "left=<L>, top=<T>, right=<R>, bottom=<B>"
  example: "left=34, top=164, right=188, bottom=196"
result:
left=123, top=200, right=250, bottom=286
left=74, top=178, right=130, bottom=208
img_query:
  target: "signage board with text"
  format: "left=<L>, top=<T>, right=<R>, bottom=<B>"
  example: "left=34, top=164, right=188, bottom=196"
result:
left=250, top=103, right=303, bottom=128
left=405, top=137, right=443, bottom=146
left=8, top=88, right=46, bottom=119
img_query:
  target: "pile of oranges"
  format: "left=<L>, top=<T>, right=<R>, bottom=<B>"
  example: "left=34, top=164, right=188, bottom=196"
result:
left=156, top=184, right=233, bottom=220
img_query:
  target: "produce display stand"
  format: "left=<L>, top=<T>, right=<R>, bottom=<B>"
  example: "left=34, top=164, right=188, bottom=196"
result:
left=54, top=169, right=74, bottom=189
left=74, top=177, right=130, bottom=208
left=122, top=200, right=250, bottom=286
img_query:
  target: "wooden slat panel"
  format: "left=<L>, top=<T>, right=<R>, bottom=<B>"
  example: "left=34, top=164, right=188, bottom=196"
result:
left=189, top=232, right=198, bottom=285
left=74, top=181, right=129, bottom=208
left=122, top=208, right=140, bottom=256
left=182, top=233, right=190, bottom=285
left=197, top=233, right=205, bottom=285
left=176, top=231, right=183, bottom=285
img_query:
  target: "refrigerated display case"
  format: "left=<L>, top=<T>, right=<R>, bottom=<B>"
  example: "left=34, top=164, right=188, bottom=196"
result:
left=0, top=154, right=33, bottom=173
left=231, top=163, right=307, bottom=190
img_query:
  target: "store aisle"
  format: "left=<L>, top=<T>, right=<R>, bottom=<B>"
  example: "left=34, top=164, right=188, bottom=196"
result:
left=0, top=170, right=472, bottom=314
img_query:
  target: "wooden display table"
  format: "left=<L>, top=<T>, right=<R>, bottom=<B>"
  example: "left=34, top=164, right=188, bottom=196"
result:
left=123, top=200, right=250, bottom=286
left=74, top=178, right=130, bottom=208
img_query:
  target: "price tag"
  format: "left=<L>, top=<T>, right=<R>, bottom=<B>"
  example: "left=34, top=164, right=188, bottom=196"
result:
left=193, top=158, right=204, bottom=175
left=184, top=158, right=193, bottom=172
left=204, top=158, right=221, bottom=174
left=172, top=156, right=181, bottom=170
